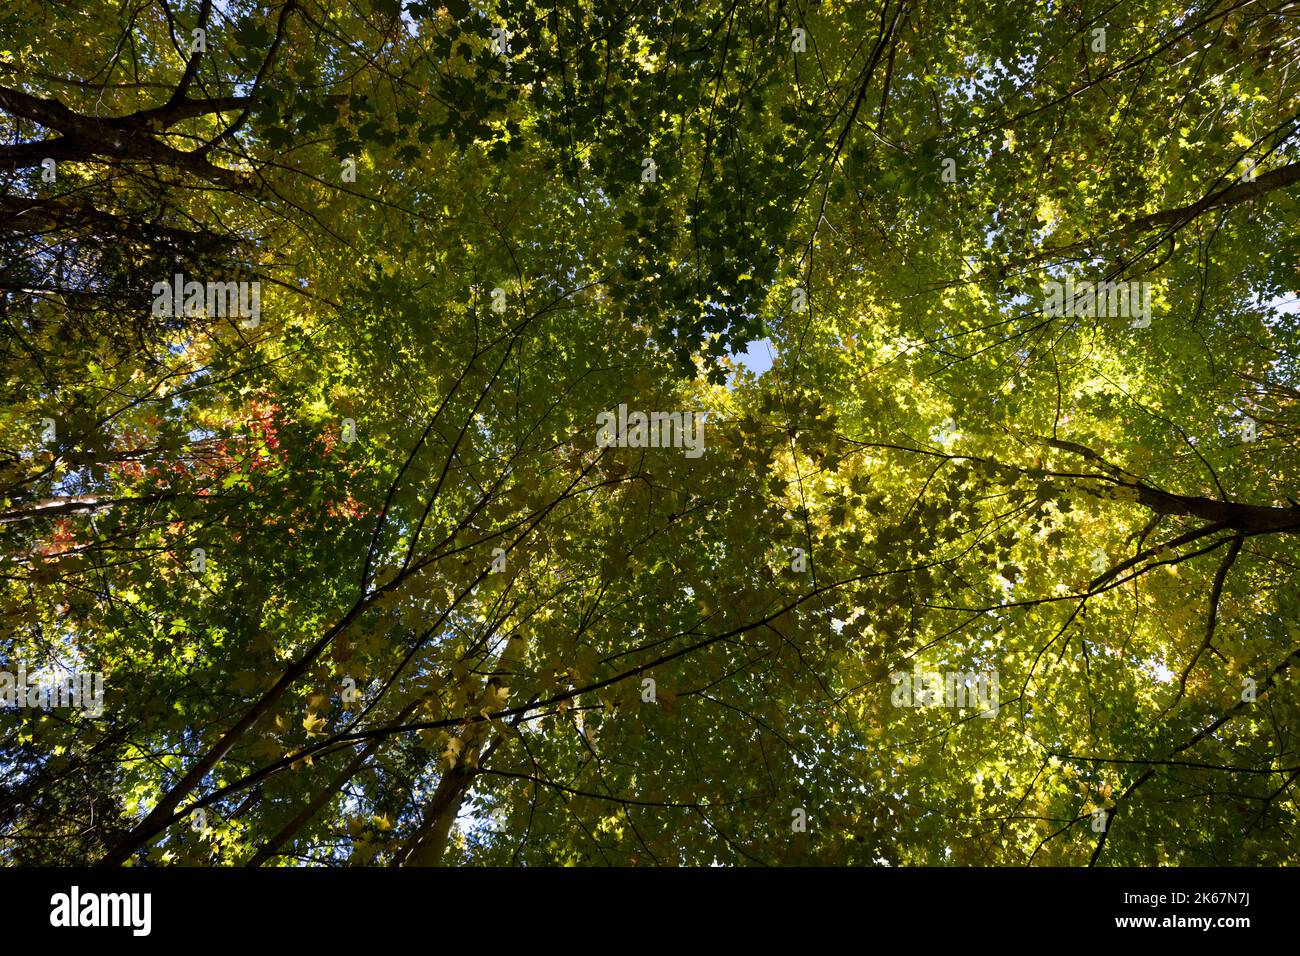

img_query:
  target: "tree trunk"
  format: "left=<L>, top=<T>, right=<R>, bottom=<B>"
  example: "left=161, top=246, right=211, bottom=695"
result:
left=393, top=764, right=474, bottom=867
left=1131, top=481, right=1300, bottom=535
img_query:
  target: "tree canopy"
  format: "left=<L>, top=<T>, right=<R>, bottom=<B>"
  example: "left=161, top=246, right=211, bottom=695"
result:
left=2, top=0, right=1299, bottom=866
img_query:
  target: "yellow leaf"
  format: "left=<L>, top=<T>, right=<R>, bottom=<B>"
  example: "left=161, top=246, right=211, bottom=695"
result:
left=303, top=712, right=327, bottom=736
left=441, top=736, right=464, bottom=767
